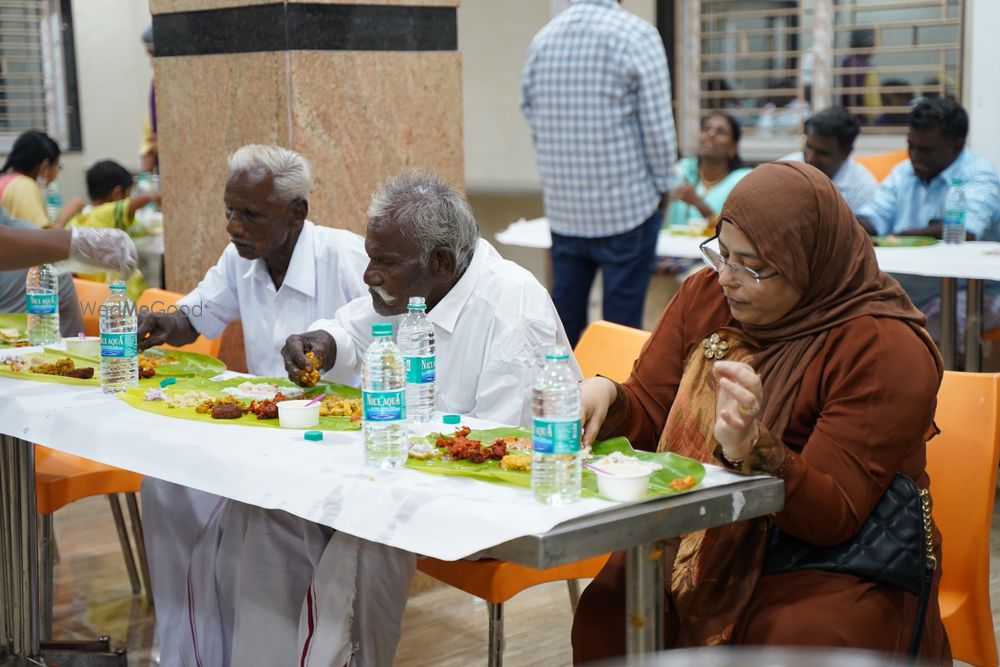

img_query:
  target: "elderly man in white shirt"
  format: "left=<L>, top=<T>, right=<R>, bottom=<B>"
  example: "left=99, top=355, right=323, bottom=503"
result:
left=780, top=105, right=878, bottom=213
left=185, top=170, right=575, bottom=667
left=135, top=144, right=367, bottom=666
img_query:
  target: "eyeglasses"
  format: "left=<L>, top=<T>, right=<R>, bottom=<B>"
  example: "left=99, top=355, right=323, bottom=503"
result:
left=698, top=234, right=780, bottom=286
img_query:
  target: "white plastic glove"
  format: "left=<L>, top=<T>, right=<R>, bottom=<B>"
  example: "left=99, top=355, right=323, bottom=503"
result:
left=61, top=227, right=139, bottom=277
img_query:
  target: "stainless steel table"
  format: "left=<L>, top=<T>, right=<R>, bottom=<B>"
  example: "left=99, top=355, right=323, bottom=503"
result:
left=478, top=477, right=785, bottom=665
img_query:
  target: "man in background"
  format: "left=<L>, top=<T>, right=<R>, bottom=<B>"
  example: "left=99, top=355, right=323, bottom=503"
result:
left=781, top=105, right=878, bottom=213
left=521, top=0, right=677, bottom=346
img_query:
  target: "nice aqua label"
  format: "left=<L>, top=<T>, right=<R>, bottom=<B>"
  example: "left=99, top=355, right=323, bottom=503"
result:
left=101, top=332, right=137, bottom=358
left=363, top=389, right=406, bottom=422
left=532, top=418, right=581, bottom=455
left=404, top=355, right=436, bottom=384
left=25, top=293, right=57, bottom=315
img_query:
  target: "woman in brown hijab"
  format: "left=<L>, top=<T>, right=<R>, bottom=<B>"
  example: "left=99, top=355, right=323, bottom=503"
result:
left=572, top=162, right=950, bottom=663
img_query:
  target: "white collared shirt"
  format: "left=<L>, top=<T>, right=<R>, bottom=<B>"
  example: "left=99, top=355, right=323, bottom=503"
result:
left=312, top=238, right=579, bottom=427
left=177, top=220, right=368, bottom=376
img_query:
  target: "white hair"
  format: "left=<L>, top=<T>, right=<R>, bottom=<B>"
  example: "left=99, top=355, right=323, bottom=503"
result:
left=227, top=144, right=311, bottom=205
left=368, top=170, right=479, bottom=273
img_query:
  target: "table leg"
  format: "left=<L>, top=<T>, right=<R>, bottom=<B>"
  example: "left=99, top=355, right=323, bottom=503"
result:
left=0, top=435, right=41, bottom=660
left=625, top=540, right=665, bottom=664
left=966, top=279, right=983, bottom=372
left=940, top=277, right=957, bottom=371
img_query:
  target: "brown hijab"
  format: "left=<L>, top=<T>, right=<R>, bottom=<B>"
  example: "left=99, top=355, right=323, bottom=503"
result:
left=719, top=161, right=942, bottom=438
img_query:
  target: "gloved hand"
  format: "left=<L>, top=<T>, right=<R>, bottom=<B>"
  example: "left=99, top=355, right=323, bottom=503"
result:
left=282, top=331, right=337, bottom=387
left=63, top=227, right=139, bottom=277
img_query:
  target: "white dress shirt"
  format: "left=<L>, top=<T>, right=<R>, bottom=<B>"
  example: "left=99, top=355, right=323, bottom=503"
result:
left=316, top=237, right=580, bottom=427
left=177, top=220, right=368, bottom=376
left=781, top=151, right=878, bottom=214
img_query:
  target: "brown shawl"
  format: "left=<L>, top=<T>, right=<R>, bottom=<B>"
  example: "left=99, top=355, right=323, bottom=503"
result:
left=662, top=162, right=943, bottom=645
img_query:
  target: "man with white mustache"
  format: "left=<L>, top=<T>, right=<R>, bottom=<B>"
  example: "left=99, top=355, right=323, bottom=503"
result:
left=185, top=170, right=575, bottom=666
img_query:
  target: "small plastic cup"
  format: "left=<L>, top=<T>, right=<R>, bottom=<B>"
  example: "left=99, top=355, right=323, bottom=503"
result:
left=65, top=336, right=100, bottom=357
left=594, top=463, right=653, bottom=502
left=277, top=399, right=320, bottom=429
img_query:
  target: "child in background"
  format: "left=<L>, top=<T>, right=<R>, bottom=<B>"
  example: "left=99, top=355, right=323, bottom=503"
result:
left=66, top=160, right=159, bottom=298
left=0, top=130, right=64, bottom=228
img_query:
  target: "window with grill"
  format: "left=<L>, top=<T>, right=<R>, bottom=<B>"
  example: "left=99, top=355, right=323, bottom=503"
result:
left=676, top=0, right=964, bottom=160
left=0, top=0, right=79, bottom=153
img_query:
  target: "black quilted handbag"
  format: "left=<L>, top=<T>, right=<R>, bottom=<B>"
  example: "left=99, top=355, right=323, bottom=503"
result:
left=762, top=473, right=936, bottom=658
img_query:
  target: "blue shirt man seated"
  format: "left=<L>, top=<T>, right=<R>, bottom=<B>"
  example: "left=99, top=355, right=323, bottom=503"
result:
left=857, top=98, right=1000, bottom=352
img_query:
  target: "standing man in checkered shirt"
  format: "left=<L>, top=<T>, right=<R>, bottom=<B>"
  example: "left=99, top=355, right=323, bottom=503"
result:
left=521, top=0, right=678, bottom=346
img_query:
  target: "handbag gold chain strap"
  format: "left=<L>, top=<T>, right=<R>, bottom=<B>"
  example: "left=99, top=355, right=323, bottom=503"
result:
left=920, top=487, right=937, bottom=569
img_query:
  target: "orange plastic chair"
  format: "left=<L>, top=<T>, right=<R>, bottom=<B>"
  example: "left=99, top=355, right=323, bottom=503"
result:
left=34, top=445, right=150, bottom=638
left=925, top=371, right=1000, bottom=667
left=71, top=278, right=110, bottom=336
left=416, top=320, right=651, bottom=666
left=135, top=288, right=222, bottom=357
left=854, top=148, right=908, bottom=183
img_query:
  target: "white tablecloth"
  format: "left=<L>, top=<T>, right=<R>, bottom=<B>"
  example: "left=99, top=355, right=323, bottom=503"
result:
left=0, top=373, right=751, bottom=561
left=497, top=217, right=1000, bottom=281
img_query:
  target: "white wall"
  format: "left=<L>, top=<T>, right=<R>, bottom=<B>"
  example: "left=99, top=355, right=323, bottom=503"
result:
left=57, top=0, right=152, bottom=201
left=965, top=0, right=1000, bottom=170
left=460, top=0, right=656, bottom=194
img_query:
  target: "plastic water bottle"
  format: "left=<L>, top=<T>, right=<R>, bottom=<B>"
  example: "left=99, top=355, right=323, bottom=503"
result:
left=99, top=281, right=138, bottom=394
left=45, top=181, right=63, bottom=223
left=26, top=264, right=60, bottom=345
left=362, top=323, right=408, bottom=468
left=531, top=346, right=581, bottom=505
left=398, top=296, right=436, bottom=423
left=942, top=178, right=966, bottom=244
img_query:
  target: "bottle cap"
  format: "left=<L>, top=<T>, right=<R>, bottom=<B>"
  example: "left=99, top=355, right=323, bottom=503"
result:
left=159, top=377, right=177, bottom=388
left=545, top=345, right=570, bottom=361
left=950, top=178, right=963, bottom=186
left=407, top=296, right=427, bottom=310
left=442, top=414, right=461, bottom=425
left=110, top=280, right=127, bottom=291
left=372, top=323, right=393, bottom=337
left=304, top=430, right=324, bottom=441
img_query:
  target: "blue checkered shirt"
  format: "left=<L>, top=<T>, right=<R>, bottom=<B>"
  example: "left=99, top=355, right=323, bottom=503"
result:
left=521, top=0, right=677, bottom=238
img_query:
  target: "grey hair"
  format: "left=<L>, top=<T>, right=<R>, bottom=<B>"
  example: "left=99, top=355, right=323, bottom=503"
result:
left=227, top=144, right=311, bottom=205
left=368, top=170, right=480, bottom=272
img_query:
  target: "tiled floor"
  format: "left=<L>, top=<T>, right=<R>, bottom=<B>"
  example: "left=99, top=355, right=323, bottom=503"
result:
left=45, top=492, right=1000, bottom=666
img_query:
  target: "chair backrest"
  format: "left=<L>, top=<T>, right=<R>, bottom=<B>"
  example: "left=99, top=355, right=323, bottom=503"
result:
left=574, top=320, right=651, bottom=382
left=135, top=288, right=222, bottom=357
left=72, top=278, right=110, bottom=337
left=854, top=148, right=908, bottom=183
left=926, top=371, right=1000, bottom=667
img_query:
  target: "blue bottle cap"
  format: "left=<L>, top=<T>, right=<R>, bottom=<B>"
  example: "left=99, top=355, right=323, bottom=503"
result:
left=159, top=377, right=177, bottom=388
left=372, top=323, right=393, bottom=337
left=442, top=414, right=461, bottom=425
left=304, top=430, right=324, bottom=441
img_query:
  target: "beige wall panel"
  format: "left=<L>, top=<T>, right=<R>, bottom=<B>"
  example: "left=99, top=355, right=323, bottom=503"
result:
left=155, top=52, right=290, bottom=294
left=288, top=51, right=463, bottom=236
left=151, top=0, right=457, bottom=15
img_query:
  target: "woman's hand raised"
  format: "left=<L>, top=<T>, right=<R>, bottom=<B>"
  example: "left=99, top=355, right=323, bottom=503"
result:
left=580, top=376, right=618, bottom=449
left=712, top=360, right=763, bottom=462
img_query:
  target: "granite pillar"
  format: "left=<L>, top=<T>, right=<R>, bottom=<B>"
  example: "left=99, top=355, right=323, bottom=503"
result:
left=149, top=0, right=463, bottom=368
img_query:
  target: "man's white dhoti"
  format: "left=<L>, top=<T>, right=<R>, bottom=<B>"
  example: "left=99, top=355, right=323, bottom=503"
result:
left=140, top=479, right=222, bottom=667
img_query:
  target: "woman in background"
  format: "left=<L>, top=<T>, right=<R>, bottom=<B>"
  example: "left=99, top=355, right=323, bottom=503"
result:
left=0, top=130, right=62, bottom=228
left=666, top=113, right=752, bottom=230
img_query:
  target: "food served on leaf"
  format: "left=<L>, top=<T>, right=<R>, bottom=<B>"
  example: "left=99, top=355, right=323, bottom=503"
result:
left=211, top=403, right=243, bottom=419
left=222, top=381, right=303, bottom=401
left=138, top=353, right=174, bottom=378
left=0, top=327, right=27, bottom=346
left=4, top=355, right=95, bottom=379
left=668, top=475, right=697, bottom=491
left=245, top=392, right=288, bottom=420
left=195, top=395, right=245, bottom=415
left=433, top=426, right=510, bottom=463
left=593, top=451, right=662, bottom=471
left=297, top=351, right=322, bottom=387
left=499, top=453, right=532, bottom=471
left=318, top=395, right=361, bottom=420
left=164, top=390, right=214, bottom=408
